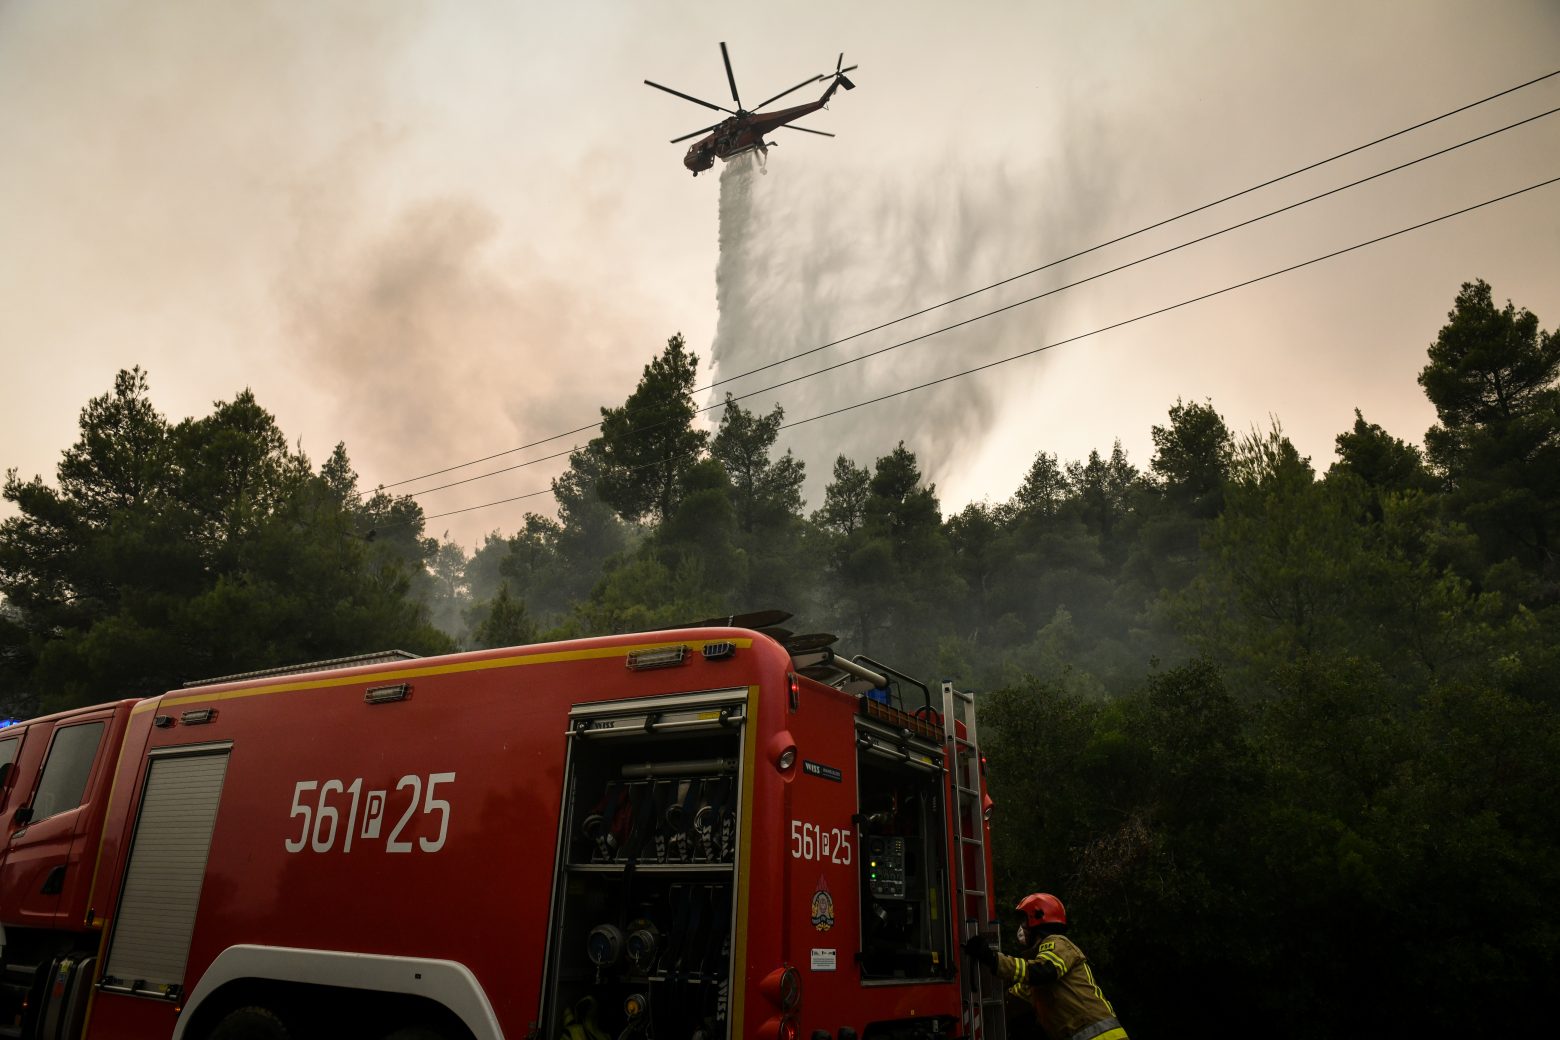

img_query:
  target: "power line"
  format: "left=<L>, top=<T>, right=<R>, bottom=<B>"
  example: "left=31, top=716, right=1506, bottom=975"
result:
left=717, top=106, right=1559, bottom=410
left=776, top=176, right=1560, bottom=432
left=391, top=444, right=579, bottom=501
left=367, top=67, right=1560, bottom=498
left=388, top=102, right=1560, bottom=504
left=705, top=72, right=1560, bottom=392
left=394, top=173, right=1559, bottom=530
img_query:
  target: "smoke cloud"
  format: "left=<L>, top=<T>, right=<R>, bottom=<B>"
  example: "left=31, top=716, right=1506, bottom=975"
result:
left=277, top=183, right=652, bottom=512
left=707, top=143, right=1117, bottom=509
left=0, top=1, right=695, bottom=548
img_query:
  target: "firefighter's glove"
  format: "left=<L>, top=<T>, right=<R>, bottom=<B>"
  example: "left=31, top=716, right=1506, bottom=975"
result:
left=963, top=934, right=997, bottom=969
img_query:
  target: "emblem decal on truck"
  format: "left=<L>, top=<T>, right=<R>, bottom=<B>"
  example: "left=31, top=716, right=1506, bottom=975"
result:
left=811, top=878, right=836, bottom=931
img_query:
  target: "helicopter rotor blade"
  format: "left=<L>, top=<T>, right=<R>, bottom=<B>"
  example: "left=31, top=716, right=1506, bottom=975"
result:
left=753, top=74, right=826, bottom=112
left=644, top=79, right=734, bottom=115
left=720, top=41, right=743, bottom=110
left=670, top=122, right=723, bottom=144
left=779, top=123, right=836, bottom=138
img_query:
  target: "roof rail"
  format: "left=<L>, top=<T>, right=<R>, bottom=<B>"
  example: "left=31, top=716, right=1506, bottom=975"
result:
left=851, top=653, right=932, bottom=713
left=182, top=650, right=421, bottom=688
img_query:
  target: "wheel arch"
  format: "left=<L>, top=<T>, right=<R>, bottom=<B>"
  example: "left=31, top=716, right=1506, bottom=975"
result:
left=173, top=946, right=500, bottom=1040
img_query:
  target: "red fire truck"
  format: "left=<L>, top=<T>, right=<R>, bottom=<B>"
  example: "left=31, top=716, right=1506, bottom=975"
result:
left=0, top=623, right=1005, bottom=1040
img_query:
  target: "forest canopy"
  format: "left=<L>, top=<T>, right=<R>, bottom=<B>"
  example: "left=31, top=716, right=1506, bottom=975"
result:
left=3, top=280, right=1557, bottom=1032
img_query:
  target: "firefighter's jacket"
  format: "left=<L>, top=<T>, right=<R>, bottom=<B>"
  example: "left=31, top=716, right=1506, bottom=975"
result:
left=995, top=934, right=1127, bottom=1040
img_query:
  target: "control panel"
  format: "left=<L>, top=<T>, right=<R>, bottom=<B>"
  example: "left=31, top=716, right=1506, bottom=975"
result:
left=867, top=836, right=906, bottom=899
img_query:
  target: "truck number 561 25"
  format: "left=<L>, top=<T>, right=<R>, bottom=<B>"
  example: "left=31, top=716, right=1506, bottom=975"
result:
left=285, top=773, right=455, bottom=854
left=790, top=820, right=852, bottom=864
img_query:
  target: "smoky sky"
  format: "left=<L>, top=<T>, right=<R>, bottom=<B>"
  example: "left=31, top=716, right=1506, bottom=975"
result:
left=2, top=1, right=1557, bottom=548
left=0, top=0, right=695, bottom=546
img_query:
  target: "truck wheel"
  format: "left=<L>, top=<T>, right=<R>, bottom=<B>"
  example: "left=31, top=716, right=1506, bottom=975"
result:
left=207, top=1006, right=294, bottom=1040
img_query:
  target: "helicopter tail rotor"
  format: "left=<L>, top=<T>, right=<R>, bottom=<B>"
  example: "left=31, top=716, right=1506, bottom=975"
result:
left=834, top=52, right=858, bottom=90
left=819, top=54, right=858, bottom=104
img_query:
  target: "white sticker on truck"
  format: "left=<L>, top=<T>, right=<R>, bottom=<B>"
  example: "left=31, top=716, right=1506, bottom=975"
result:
left=810, top=948, right=837, bottom=972
left=284, top=773, right=455, bottom=854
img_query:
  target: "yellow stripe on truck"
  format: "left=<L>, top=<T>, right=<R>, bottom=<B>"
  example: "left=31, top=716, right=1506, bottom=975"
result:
left=730, top=684, right=760, bottom=1037
left=134, top=638, right=756, bottom=713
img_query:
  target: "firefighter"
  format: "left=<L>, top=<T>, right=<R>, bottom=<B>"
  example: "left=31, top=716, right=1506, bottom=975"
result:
left=965, top=892, right=1127, bottom=1040
left=558, top=996, right=612, bottom=1040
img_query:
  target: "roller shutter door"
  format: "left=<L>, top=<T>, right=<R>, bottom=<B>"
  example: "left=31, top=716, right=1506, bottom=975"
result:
left=102, top=748, right=230, bottom=995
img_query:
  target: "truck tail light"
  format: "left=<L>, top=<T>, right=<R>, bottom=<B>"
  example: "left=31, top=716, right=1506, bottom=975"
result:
left=759, top=965, right=801, bottom=1010
left=762, top=1015, right=800, bottom=1040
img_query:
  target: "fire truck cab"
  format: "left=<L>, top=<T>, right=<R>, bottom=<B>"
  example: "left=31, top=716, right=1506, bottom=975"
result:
left=0, top=626, right=1004, bottom=1040
left=0, top=700, right=139, bottom=1037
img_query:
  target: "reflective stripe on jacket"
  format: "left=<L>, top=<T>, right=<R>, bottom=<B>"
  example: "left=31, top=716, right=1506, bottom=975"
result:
left=1067, top=1017, right=1127, bottom=1040
left=994, top=934, right=1125, bottom=1040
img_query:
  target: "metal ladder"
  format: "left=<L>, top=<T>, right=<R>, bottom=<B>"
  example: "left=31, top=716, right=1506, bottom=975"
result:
left=942, top=680, right=1006, bottom=1040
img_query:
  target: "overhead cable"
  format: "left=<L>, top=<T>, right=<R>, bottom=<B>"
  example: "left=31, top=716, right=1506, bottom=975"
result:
left=366, top=68, right=1560, bottom=498
left=391, top=103, right=1560, bottom=503
left=388, top=173, right=1559, bottom=529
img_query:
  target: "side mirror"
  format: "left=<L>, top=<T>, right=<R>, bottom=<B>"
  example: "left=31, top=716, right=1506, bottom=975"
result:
left=0, top=761, right=10, bottom=789
left=11, top=805, right=32, bottom=826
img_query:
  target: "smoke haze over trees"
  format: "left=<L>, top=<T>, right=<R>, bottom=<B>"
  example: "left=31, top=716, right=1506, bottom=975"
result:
left=3, top=280, right=1557, bottom=1031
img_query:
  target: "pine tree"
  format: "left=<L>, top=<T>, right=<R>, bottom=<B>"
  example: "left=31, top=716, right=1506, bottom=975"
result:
left=589, top=333, right=709, bottom=523
left=1418, top=279, right=1559, bottom=575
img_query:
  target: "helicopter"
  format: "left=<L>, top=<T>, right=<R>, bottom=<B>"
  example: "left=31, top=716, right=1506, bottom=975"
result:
left=645, top=43, right=857, bottom=176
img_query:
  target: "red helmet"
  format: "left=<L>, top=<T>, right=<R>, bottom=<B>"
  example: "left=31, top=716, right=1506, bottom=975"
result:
left=1015, top=892, right=1067, bottom=928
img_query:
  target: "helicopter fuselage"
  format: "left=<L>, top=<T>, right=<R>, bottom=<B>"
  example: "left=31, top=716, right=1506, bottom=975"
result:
left=682, top=96, right=830, bottom=174
left=652, top=44, right=856, bottom=177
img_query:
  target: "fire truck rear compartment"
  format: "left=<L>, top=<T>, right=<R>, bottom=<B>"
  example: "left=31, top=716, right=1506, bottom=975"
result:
left=544, top=692, right=746, bottom=1040
left=855, top=726, right=953, bottom=984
